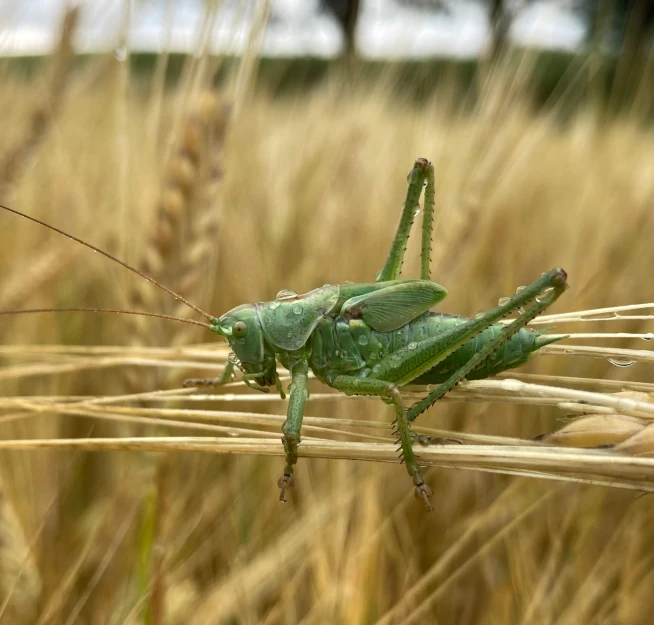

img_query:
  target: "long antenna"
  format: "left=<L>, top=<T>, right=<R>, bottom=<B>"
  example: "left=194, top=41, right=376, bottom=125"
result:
left=0, top=204, right=215, bottom=322
left=0, top=308, right=214, bottom=330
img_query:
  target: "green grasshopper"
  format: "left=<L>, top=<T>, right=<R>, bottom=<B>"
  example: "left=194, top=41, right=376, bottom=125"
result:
left=0, top=158, right=568, bottom=510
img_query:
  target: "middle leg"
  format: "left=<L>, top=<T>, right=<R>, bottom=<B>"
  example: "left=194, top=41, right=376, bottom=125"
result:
left=329, top=375, right=434, bottom=510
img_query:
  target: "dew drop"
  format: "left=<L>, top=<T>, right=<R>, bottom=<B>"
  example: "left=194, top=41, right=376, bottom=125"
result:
left=408, top=341, right=418, bottom=350
left=423, top=179, right=428, bottom=188
left=475, top=310, right=485, bottom=319
left=287, top=331, right=293, bottom=339
left=608, top=357, right=636, bottom=368
left=358, top=335, right=369, bottom=346
left=228, top=352, right=238, bottom=364
left=276, top=289, right=298, bottom=301
left=369, top=352, right=378, bottom=361
left=292, top=304, right=303, bottom=315
left=535, top=287, right=554, bottom=303
left=322, top=283, right=332, bottom=288
left=373, top=365, right=381, bottom=373
left=516, top=285, right=526, bottom=295
left=269, top=301, right=281, bottom=310
left=414, top=208, right=421, bottom=216
left=498, top=296, right=511, bottom=306
left=643, top=333, right=654, bottom=341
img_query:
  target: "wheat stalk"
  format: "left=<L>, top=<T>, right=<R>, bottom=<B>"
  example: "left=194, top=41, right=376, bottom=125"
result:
left=125, top=91, right=229, bottom=395
left=0, top=7, right=78, bottom=199
left=0, top=474, right=42, bottom=624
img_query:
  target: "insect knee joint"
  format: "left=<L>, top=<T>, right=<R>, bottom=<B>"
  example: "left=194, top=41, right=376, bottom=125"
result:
left=281, top=423, right=301, bottom=443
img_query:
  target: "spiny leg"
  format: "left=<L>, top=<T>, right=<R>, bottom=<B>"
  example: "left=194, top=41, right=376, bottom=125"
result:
left=420, top=161, right=435, bottom=280
left=329, top=375, right=434, bottom=511
left=182, top=360, right=235, bottom=388
left=378, top=158, right=434, bottom=282
left=278, top=358, right=310, bottom=502
left=369, top=269, right=568, bottom=393
left=406, top=270, right=568, bottom=421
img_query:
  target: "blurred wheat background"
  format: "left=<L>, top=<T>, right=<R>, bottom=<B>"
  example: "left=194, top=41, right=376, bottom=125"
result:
left=0, top=1, right=653, bottom=624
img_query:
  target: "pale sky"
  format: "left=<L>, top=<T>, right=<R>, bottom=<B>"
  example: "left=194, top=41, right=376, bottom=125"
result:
left=0, top=0, right=587, bottom=58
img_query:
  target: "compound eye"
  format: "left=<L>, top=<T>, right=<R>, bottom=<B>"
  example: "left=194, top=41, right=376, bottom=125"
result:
left=232, top=320, right=248, bottom=338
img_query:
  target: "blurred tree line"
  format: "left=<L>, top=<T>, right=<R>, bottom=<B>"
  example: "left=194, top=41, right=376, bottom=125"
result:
left=321, top=0, right=654, bottom=61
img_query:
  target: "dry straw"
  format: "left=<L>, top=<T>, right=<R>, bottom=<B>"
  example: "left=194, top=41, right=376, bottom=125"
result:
left=0, top=474, right=42, bottom=624
left=0, top=7, right=78, bottom=199
left=0, top=8, right=81, bottom=314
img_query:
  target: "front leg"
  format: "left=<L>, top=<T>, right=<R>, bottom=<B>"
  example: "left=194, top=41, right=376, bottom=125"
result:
left=329, top=375, right=433, bottom=511
left=278, top=358, right=310, bottom=502
left=182, top=360, right=235, bottom=388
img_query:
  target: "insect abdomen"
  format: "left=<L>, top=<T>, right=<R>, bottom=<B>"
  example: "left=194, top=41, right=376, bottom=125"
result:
left=371, top=313, right=551, bottom=384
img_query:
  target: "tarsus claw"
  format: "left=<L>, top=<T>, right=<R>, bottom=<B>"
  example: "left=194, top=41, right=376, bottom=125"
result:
left=416, top=435, right=464, bottom=446
left=278, top=474, right=294, bottom=502
left=414, top=483, right=434, bottom=512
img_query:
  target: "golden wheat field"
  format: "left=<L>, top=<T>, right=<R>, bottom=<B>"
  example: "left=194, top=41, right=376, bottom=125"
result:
left=0, top=12, right=653, bottom=625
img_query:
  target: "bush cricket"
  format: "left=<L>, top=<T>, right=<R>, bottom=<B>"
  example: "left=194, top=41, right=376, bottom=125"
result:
left=0, top=158, right=568, bottom=510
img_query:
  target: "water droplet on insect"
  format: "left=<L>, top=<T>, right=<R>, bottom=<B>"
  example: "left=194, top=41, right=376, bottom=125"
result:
left=276, top=289, right=298, bottom=301
left=498, top=296, right=511, bottom=306
left=642, top=333, right=654, bottom=341
left=608, top=357, right=636, bottom=368
left=228, top=352, right=238, bottom=364
left=369, top=352, right=377, bottom=361
left=535, top=287, right=554, bottom=303
left=358, top=335, right=369, bottom=346
left=322, top=283, right=332, bottom=288
left=475, top=310, right=485, bottom=319
left=516, top=286, right=526, bottom=295
left=408, top=342, right=417, bottom=350
left=287, top=331, right=293, bottom=339
left=414, top=208, right=421, bottom=216
left=489, top=351, right=498, bottom=360
left=292, top=304, right=303, bottom=315
left=269, top=301, right=280, bottom=310
left=373, top=365, right=381, bottom=373
left=423, top=179, right=428, bottom=188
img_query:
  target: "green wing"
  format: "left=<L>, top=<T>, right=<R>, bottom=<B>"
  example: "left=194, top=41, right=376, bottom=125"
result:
left=340, top=280, right=447, bottom=332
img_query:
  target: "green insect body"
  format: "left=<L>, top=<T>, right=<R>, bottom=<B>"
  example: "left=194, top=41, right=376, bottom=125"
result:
left=218, top=284, right=559, bottom=390
left=0, top=158, right=569, bottom=512
left=206, top=159, right=569, bottom=510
